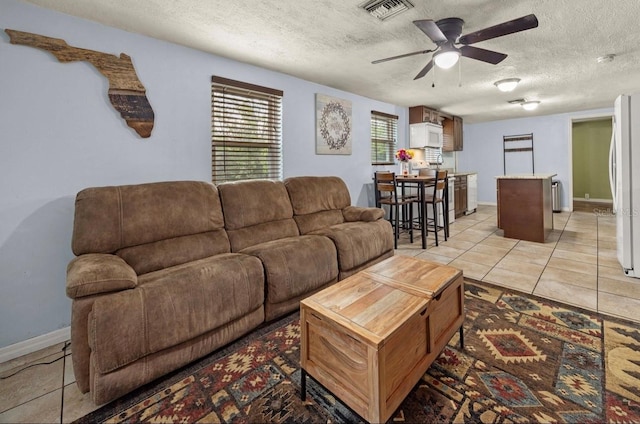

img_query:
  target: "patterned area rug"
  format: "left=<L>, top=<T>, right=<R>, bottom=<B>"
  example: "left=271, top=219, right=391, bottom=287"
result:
left=74, top=279, right=640, bottom=423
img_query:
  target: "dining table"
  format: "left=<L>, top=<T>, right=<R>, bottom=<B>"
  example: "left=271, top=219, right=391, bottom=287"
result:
left=395, top=174, right=450, bottom=249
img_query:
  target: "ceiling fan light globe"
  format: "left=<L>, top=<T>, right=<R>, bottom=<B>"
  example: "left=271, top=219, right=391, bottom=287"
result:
left=494, top=78, right=520, bottom=92
left=434, top=50, right=460, bottom=69
left=521, top=101, right=540, bottom=111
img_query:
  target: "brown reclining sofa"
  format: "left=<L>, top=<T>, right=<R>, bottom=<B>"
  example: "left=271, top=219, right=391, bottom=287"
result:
left=66, top=176, right=394, bottom=404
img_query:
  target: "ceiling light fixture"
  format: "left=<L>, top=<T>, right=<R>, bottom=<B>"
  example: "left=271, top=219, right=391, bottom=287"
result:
left=521, top=100, right=540, bottom=111
left=507, top=99, right=541, bottom=110
left=434, top=49, right=460, bottom=69
left=597, top=54, right=615, bottom=63
left=494, top=78, right=521, bottom=92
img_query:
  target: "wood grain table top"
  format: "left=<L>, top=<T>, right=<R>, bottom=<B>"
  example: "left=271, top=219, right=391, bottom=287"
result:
left=301, top=256, right=462, bottom=347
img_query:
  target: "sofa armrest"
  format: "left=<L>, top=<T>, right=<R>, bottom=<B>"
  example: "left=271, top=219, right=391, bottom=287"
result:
left=66, top=254, right=137, bottom=299
left=342, top=206, right=385, bottom=222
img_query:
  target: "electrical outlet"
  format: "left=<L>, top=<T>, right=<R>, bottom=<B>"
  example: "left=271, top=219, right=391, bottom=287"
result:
left=585, top=193, right=590, bottom=200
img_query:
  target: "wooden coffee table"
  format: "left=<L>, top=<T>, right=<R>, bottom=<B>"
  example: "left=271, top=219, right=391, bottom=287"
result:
left=300, top=255, right=464, bottom=423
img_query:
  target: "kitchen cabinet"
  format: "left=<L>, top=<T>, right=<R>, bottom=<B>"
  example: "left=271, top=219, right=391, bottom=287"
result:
left=496, top=174, right=556, bottom=242
left=453, top=116, right=463, bottom=150
left=454, top=176, right=467, bottom=218
left=442, top=116, right=463, bottom=151
left=409, top=105, right=441, bottom=124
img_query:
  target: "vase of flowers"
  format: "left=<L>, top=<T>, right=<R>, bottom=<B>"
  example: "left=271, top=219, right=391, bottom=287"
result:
left=395, top=149, right=414, bottom=175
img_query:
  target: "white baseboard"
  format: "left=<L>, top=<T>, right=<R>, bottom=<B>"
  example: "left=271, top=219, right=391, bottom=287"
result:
left=572, top=197, right=612, bottom=203
left=0, top=327, right=70, bottom=364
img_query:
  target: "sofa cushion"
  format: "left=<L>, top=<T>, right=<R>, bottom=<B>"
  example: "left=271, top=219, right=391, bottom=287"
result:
left=310, top=220, right=394, bottom=271
left=116, top=230, right=230, bottom=275
left=292, top=210, right=345, bottom=235
left=89, top=253, right=264, bottom=374
left=285, top=176, right=351, bottom=215
left=240, top=235, right=338, bottom=304
left=72, top=181, right=227, bottom=255
left=218, top=180, right=300, bottom=252
left=284, top=176, right=351, bottom=234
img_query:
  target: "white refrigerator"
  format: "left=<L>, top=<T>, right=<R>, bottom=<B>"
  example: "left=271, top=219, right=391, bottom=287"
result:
left=609, top=93, right=640, bottom=278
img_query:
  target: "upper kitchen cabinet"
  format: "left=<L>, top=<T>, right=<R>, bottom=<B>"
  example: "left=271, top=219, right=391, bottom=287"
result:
left=442, top=116, right=463, bottom=152
left=409, top=105, right=441, bottom=124
left=410, top=106, right=463, bottom=151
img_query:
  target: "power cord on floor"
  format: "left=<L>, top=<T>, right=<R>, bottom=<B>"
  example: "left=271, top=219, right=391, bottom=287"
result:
left=0, top=341, right=70, bottom=380
left=60, top=343, right=68, bottom=424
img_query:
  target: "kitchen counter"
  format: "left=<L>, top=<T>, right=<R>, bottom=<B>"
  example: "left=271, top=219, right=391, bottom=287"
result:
left=496, top=173, right=556, bottom=180
left=496, top=174, right=555, bottom=243
left=437, top=169, right=476, bottom=177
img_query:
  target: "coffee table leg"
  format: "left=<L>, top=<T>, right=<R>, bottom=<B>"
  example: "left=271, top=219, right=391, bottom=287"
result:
left=459, top=326, right=464, bottom=349
left=301, top=368, right=307, bottom=400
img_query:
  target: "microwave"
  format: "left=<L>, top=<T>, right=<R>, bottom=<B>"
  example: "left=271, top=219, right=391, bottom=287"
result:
left=409, top=122, right=443, bottom=148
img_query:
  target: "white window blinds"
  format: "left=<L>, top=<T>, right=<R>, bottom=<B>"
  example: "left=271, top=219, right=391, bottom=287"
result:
left=371, top=111, right=398, bottom=165
left=424, top=146, right=443, bottom=165
left=211, top=76, right=283, bottom=183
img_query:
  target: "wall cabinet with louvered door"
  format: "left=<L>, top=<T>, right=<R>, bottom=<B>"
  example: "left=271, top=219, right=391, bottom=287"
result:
left=442, top=116, right=463, bottom=152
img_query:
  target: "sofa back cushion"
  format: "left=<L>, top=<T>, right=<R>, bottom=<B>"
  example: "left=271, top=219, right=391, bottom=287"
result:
left=217, top=179, right=299, bottom=252
left=284, top=176, right=350, bottom=234
left=72, top=181, right=230, bottom=274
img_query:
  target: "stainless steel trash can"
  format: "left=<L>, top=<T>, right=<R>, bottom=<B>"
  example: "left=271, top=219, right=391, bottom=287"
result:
left=552, top=180, right=561, bottom=213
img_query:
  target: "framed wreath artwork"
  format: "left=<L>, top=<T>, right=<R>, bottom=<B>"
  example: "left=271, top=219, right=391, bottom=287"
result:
left=315, top=94, right=352, bottom=155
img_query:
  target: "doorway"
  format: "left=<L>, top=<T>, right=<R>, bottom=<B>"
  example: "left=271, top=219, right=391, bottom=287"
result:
left=571, top=117, right=613, bottom=213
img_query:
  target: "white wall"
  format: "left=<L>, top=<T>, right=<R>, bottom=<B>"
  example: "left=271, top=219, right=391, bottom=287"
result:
left=0, top=0, right=408, bottom=348
left=458, top=107, right=613, bottom=209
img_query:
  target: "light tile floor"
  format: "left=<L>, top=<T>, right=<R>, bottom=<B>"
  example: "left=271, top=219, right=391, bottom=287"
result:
left=398, top=204, right=640, bottom=323
left=1, top=204, right=639, bottom=422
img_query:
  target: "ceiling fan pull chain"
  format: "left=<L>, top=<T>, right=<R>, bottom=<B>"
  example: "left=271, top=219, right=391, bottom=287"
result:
left=432, top=64, right=436, bottom=88
left=458, top=59, right=462, bottom=87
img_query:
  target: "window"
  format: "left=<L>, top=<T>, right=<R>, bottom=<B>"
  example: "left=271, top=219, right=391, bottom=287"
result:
left=424, top=146, right=443, bottom=165
left=371, top=111, right=398, bottom=165
left=211, top=76, right=283, bottom=183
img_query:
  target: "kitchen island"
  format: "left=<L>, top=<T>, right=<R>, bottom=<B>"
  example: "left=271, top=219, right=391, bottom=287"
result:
left=496, top=174, right=556, bottom=243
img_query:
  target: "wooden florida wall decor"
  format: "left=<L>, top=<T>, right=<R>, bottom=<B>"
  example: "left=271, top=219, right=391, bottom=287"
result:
left=5, top=29, right=155, bottom=138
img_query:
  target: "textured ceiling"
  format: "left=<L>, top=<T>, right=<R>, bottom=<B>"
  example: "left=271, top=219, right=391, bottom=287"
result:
left=23, top=0, right=640, bottom=123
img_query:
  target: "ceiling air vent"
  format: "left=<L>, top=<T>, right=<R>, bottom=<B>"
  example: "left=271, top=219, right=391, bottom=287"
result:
left=361, top=0, right=414, bottom=21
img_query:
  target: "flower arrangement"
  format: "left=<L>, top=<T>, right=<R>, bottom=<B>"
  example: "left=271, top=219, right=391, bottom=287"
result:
left=395, top=148, right=414, bottom=162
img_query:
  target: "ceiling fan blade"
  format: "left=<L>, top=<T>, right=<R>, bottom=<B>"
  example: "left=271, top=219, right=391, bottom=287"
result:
left=413, top=20, right=447, bottom=44
left=458, top=14, right=538, bottom=45
left=372, top=49, right=435, bottom=64
left=460, top=45, right=507, bottom=64
left=414, top=59, right=434, bottom=80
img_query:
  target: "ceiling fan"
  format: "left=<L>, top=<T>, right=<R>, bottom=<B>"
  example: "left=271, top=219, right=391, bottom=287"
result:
left=372, top=14, right=539, bottom=80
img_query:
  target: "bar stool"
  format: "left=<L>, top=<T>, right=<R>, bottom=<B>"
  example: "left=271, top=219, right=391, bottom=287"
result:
left=422, top=170, right=448, bottom=246
left=374, top=171, right=417, bottom=249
